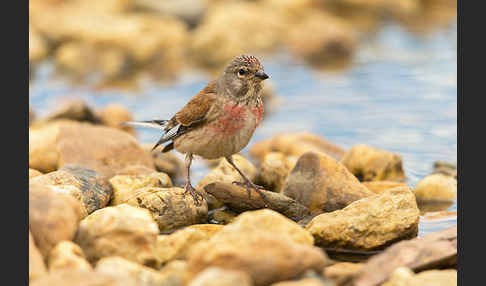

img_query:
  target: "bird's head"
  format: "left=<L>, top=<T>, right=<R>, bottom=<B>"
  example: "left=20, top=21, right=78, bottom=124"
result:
left=221, top=55, right=269, bottom=99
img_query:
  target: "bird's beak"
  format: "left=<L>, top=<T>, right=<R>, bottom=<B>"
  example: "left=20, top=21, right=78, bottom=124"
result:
left=255, top=70, right=269, bottom=80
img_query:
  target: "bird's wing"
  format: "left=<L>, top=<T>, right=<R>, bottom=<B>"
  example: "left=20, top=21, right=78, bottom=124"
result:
left=149, top=81, right=218, bottom=151
left=172, top=80, right=218, bottom=127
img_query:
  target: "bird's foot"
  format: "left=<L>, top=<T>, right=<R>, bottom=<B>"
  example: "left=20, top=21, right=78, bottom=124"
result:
left=184, top=183, right=204, bottom=206
left=232, top=180, right=268, bottom=205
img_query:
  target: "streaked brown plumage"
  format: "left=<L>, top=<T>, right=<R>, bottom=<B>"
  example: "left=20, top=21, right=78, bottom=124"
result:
left=125, top=55, right=269, bottom=205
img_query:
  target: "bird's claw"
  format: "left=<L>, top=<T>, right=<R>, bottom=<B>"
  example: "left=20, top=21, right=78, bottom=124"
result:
left=232, top=180, right=268, bottom=204
left=184, top=184, right=205, bottom=206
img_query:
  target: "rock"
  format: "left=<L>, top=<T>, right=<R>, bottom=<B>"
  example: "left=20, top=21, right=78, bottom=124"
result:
left=186, top=233, right=328, bottom=286
left=417, top=201, right=454, bottom=214
left=219, top=209, right=314, bottom=245
left=250, top=132, right=346, bottom=162
left=186, top=209, right=328, bottom=286
left=134, top=0, right=207, bottom=28
left=159, top=260, right=188, bottom=285
left=189, top=1, right=282, bottom=69
left=142, top=144, right=185, bottom=179
left=433, top=161, right=457, bottom=178
left=259, top=152, right=295, bottom=193
left=96, top=256, right=171, bottom=285
left=29, top=168, right=43, bottom=179
left=30, top=269, right=137, bottom=286
left=197, top=154, right=257, bottom=190
left=30, top=2, right=188, bottom=72
left=155, top=224, right=223, bottom=265
left=46, top=99, right=100, bottom=123
left=99, top=103, right=134, bottom=133
left=65, top=0, right=134, bottom=14
left=413, top=174, right=457, bottom=203
left=75, top=204, right=159, bottom=266
left=29, top=120, right=154, bottom=176
left=29, top=25, right=48, bottom=63
left=270, top=278, right=327, bottom=286
left=110, top=187, right=207, bottom=232
left=286, top=11, right=356, bottom=68
left=353, top=225, right=457, bottom=286
left=99, top=47, right=132, bottom=79
left=196, top=154, right=257, bottom=208
left=109, top=172, right=172, bottom=205
left=208, top=207, right=237, bottom=224
left=188, top=267, right=253, bottom=286
left=55, top=42, right=99, bottom=77
left=56, top=122, right=155, bottom=177
left=323, top=262, right=363, bottom=285
left=249, top=139, right=273, bottom=162
left=382, top=268, right=457, bottom=286
left=340, top=144, right=406, bottom=182
left=283, top=152, right=374, bottom=215
left=204, top=182, right=310, bottom=221
left=362, top=181, right=409, bottom=194
left=29, top=231, right=47, bottom=281
left=29, top=120, right=69, bottom=173
left=306, top=187, right=420, bottom=250
left=55, top=42, right=131, bottom=79
left=30, top=165, right=113, bottom=215
left=315, top=0, right=420, bottom=20
left=48, top=241, right=92, bottom=272
left=203, top=157, right=224, bottom=169
left=115, top=164, right=160, bottom=176
left=29, top=182, right=84, bottom=257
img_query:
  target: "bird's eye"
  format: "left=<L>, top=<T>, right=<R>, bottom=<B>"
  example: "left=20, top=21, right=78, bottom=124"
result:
left=238, top=69, right=246, bottom=76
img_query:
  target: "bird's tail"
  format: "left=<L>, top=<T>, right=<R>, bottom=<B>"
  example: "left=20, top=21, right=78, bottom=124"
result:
left=122, top=120, right=176, bottom=152
left=121, top=120, right=168, bottom=130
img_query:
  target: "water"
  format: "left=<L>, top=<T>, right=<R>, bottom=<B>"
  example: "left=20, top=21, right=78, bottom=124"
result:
left=29, top=23, right=457, bottom=236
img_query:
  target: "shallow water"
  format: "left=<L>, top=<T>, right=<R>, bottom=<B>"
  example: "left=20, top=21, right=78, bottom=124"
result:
left=30, top=23, right=457, bottom=236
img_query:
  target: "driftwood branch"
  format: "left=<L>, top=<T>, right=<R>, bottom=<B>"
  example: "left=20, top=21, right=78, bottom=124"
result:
left=204, top=182, right=310, bottom=221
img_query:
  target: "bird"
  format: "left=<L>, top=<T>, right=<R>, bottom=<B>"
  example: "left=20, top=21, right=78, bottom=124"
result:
left=124, top=55, right=269, bottom=206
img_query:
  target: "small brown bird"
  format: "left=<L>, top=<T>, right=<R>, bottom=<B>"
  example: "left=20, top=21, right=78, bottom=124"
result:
left=126, top=55, right=269, bottom=205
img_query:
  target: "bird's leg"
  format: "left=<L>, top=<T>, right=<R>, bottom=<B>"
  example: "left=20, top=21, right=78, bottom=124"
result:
left=184, top=153, right=204, bottom=206
left=225, top=156, right=267, bottom=203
